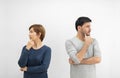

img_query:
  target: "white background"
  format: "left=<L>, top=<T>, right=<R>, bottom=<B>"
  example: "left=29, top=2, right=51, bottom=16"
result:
left=0, top=0, right=120, bottom=78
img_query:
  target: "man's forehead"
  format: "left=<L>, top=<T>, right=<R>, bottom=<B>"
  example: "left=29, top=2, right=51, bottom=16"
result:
left=83, top=22, right=91, bottom=26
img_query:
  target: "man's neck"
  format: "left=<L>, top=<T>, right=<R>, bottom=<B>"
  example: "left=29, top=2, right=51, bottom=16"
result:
left=76, top=32, right=85, bottom=41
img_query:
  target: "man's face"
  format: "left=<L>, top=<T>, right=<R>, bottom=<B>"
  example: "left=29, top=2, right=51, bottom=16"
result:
left=78, top=22, right=91, bottom=36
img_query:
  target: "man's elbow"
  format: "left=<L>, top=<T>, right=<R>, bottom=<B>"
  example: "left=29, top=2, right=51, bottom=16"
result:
left=96, top=57, right=101, bottom=63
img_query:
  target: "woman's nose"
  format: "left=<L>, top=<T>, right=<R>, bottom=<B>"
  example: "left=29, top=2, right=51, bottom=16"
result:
left=29, top=33, right=32, bottom=37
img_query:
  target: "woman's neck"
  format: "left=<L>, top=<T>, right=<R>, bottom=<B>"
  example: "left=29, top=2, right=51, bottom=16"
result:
left=33, top=39, right=42, bottom=49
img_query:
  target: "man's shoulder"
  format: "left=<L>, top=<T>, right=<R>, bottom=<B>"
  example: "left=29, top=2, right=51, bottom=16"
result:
left=65, top=37, right=78, bottom=46
left=66, top=37, right=76, bottom=42
left=92, top=38, right=99, bottom=44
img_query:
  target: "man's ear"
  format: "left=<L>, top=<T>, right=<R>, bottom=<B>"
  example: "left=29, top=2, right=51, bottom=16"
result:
left=77, top=26, right=81, bottom=31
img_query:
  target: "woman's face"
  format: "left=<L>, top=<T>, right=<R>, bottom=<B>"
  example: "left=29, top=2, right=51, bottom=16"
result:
left=29, top=28, right=40, bottom=41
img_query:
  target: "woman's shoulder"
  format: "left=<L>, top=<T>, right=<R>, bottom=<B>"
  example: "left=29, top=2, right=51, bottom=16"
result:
left=22, top=45, right=26, bottom=49
left=43, top=45, right=51, bottom=51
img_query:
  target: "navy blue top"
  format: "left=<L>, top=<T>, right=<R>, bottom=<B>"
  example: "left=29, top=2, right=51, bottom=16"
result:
left=18, top=45, right=51, bottom=78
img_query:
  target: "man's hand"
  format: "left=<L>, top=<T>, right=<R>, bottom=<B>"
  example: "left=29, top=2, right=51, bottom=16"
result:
left=69, top=58, right=74, bottom=64
left=20, top=67, right=27, bottom=71
left=84, top=34, right=93, bottom=46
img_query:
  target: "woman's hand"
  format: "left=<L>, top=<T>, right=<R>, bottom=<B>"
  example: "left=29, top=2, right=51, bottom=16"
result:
left=26, top=40, right=34, bottom=50
left=20, top=67, right=27, bottom=71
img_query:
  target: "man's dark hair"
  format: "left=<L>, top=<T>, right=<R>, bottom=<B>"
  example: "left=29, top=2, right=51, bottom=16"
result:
left=75, top=16, right=92, bottom=31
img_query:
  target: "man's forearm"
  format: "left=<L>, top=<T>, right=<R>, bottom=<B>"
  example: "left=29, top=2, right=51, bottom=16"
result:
left=80, top=57, right=101, bottom=64
left=69, top=57, right=101, bottom=65
left=76, top=44, right=89, bottom=62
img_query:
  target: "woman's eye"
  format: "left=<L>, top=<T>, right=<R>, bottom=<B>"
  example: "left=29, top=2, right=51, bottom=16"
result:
left=30, top=31, right=33, bottom=33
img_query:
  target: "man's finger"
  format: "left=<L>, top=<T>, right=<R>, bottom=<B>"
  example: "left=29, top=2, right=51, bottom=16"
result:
left=85, top=34, right=87, bottom=37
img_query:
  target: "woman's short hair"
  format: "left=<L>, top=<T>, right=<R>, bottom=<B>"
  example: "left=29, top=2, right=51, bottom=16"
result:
left=29, top=24, right=45, bottom=41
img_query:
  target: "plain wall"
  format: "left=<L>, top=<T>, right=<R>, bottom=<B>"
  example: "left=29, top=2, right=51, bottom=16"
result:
left=1, top=0, right=120, bottom=78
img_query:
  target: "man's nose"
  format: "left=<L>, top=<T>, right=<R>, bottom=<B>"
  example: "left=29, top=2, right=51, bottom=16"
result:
left=89, top=28, right=91, bottom=32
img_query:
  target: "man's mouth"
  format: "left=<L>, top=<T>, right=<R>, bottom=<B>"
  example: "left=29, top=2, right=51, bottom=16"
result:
left=86, top=33, right=90, bottom=36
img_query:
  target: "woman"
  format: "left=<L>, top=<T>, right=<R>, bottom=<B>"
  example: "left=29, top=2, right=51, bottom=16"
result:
left=18, top=24, right=51, bottom=78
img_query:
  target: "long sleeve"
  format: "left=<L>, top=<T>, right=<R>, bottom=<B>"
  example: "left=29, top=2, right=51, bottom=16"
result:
left=18, top=46, right=29, bottom=67
left=93, top=39, right=101, bottom=57
left=65, top=40, right=80, bottom=64
left=27, top=47, right=51, bottom=73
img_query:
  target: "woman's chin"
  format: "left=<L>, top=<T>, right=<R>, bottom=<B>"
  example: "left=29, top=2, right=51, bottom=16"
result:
left=29, top=38, right=33, bottom=40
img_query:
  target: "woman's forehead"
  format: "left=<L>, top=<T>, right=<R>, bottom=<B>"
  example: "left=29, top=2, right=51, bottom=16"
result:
left=29, top=28, right=34, bottom=31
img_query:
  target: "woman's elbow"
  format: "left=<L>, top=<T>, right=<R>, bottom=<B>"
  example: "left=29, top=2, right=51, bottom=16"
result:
left=18, top=61, right=26, bottom=67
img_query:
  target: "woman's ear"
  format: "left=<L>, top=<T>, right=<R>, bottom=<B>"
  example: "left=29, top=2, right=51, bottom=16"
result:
left=38, top=32, right=41, bottom=38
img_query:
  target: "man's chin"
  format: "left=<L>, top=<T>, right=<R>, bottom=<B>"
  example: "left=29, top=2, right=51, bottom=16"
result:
left=86, top=33, right=90, bottom=36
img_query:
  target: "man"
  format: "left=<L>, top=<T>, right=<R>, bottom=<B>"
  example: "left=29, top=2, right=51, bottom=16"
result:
left=65, top=17, right=101, bottom=78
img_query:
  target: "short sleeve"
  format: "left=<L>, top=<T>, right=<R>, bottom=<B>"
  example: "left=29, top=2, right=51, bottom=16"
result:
left=65, top=40, right=80, bottom=64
